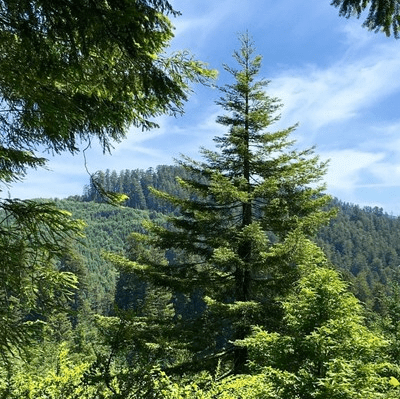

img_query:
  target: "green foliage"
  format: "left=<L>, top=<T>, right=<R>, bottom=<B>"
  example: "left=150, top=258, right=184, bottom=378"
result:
left=148, top=369, right=211, bottom=399
left=54, top=199, right=164, bottom=313
left=230, top=242, right=400, bottom=398
left=0, top=199, right=85, bottom=356
left=0, top=343, right=106, bottom=399
left=331, top=0, right=400, bottom=38
left=6, top=3, right=400, bottom=394
left=77, top=166, right=400, bottom=311
left=0, top=293, right=107, bottom=397
left=375, top=283, right=400, bottom=364
left=82, top=166, right=200, bottom=212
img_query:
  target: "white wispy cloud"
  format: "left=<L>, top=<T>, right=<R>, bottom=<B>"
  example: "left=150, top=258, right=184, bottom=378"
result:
left=321, top=149, right=386, bottom=191
left=270, top=37, right=400, bottom=132
left=171, top=1, right=240, bottom=51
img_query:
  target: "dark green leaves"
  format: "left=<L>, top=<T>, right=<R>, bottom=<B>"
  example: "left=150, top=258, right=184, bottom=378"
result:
left=0, top=0, right=215, bottom=187
left=331, top=0, right=400, bottom=37
left=0, top=199, right=84, bottom=355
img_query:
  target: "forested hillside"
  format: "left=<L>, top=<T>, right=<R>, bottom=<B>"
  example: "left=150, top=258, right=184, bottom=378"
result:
left=19, top=162, right=396, bottom=398
left=3, top=172, right=399, bottom=398
left=80, top=165, right=198, bottom=213
left=54, top=199, right=166, bottom=314
left=73, top=165, right=400, bottom=311
left=317, top=199, right=400, bottom=309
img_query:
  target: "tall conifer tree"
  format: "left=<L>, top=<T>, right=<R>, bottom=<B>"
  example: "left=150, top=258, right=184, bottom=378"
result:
left=109, top=33, right=335, bottom=375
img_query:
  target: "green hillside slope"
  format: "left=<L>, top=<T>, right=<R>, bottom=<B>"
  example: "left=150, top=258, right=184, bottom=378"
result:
left=57, top=166, right=400, bottom=313
left=55, top=199, right=166, bottom=313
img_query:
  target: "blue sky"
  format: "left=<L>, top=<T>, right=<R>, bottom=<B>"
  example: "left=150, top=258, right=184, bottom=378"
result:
left=8, top=0, right=400, bottom=214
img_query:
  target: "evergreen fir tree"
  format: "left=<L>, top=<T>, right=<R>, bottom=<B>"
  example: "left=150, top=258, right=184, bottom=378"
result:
left=109, top=33, right=335, bottom=375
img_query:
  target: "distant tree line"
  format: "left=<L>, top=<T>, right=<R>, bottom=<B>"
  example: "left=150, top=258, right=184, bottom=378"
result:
left=81, top=166, right=196, bottom=213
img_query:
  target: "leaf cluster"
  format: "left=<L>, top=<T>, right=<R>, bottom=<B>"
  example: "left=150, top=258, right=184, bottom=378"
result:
left=331, top=0, right=400, bottom=37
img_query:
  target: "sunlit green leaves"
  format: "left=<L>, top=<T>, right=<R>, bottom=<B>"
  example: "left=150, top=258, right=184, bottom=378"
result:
left=233, top=254, right=400, bottom=398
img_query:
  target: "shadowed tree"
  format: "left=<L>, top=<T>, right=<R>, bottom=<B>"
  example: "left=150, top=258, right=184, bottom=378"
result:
left=0, top=0, right=214, bottom=356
